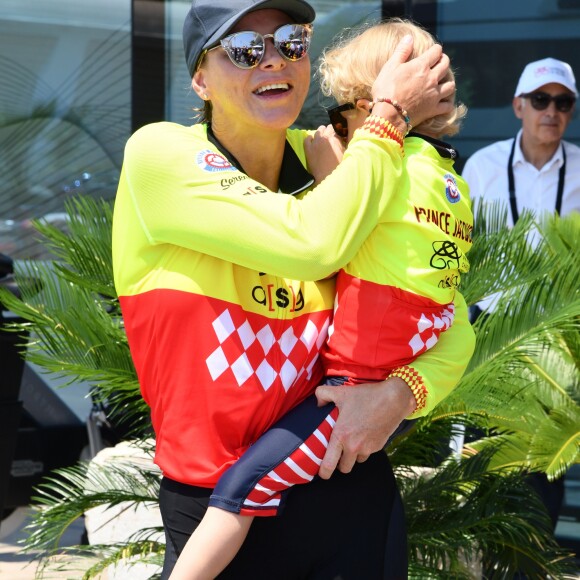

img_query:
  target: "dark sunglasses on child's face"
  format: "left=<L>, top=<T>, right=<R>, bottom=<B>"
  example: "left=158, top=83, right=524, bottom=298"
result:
left=327, top=103, right=356, bottom=138
left=204, top=23, right=313, bottom=70
left=520, top=91, right=576, bottom=113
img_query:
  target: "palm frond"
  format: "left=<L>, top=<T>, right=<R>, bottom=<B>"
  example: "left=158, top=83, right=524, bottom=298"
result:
left=77, top=540, right=163, bottom=580
left=32, top=537, right=163, bottom=580
left=402, top=449, right=577, bottom=578
left=32, top=196, right=116, bottom=300
left=467, top=255, right=580, bottom=373
left=460, top=201, right=553, bottom=306
left=538, top=210, right=580, bottom=260
left=0, top=199, right=148, bottom=433
left=25, top=456, right=161, bottom=552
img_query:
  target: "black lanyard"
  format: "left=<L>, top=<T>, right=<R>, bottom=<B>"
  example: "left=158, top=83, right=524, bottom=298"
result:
left=507, top=137, right=566, bottom=224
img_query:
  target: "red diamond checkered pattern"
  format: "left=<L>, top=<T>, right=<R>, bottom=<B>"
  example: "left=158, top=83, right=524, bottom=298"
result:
left=408, top=303, right=455, bottom=356
left=206, top=309, right=330, bottom=392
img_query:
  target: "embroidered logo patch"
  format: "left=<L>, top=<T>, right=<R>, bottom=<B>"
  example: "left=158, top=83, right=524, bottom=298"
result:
left=444, top=173, right=461, bottom=203
left=196, top=150, right=235, bottom=173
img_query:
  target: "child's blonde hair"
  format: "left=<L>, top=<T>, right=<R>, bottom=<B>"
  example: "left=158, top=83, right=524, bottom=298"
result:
left=318, top=18, right=467, bottom=138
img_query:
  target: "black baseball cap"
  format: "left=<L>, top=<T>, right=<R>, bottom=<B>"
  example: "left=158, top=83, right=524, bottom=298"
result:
left=183, top=0, right=316, bottom=76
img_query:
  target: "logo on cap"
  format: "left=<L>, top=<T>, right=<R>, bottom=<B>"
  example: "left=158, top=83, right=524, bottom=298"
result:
left=196, top=150, right=235, bottom=173
left=534, top=65, right=567, bottom=80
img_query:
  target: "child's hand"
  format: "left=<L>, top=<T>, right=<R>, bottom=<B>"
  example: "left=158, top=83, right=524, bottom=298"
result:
left=304, top=124, right=345, bottom=185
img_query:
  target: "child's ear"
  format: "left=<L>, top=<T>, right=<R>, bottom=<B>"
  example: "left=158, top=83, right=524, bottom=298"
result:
left=356, top=98, right=372, bottom=113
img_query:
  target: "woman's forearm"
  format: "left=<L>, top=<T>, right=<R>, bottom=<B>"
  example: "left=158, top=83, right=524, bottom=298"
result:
left=119, top=124, right=402, bottom=281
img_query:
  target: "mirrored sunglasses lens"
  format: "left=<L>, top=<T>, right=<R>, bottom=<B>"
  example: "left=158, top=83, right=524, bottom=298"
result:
left=224, top=32, right=264, bottom=68
left=275, top=25, right=311, bottom=61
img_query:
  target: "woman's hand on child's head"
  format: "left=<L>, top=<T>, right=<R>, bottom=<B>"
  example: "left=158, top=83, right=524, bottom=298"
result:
left=305, top=124, right=345, bottom=185
left=371, top=35, right=455, bottom=130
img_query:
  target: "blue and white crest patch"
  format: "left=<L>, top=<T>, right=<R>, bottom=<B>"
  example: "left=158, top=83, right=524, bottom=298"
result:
left=196, top=150, right=235, bottom=173
left=444, top=173, right=461, bottom=204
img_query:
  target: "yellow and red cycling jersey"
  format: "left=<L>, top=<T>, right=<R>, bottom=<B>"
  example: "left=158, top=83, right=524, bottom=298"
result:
left=324, top=134, right=473, bottom=381
left=113, top=122, right=475, bottom=487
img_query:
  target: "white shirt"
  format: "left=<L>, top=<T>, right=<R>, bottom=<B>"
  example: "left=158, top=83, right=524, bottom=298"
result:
left=462, top=130, right=580, bottom=313
left=462, top=129, right=580, bottom=225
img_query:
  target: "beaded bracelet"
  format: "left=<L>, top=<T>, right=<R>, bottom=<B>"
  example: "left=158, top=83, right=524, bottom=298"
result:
left=361, top=115, right=404, bottom=149
left=389, top=365, right=428, bottom=413
left=370, top=97, right=412, bottom=135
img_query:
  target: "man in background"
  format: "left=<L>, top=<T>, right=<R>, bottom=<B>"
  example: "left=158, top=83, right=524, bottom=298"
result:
left=463, top=57, right=579, bottom=224
left=462, top=57, right=580, bottom=537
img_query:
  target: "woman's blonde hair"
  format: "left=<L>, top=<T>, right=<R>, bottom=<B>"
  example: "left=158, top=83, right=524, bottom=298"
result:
left=318, top=18, right=467, bottom=138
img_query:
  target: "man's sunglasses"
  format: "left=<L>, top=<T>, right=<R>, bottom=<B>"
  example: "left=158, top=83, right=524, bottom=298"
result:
left=520, top=91, right=576, bottom=113
left=204, top=23, right=313, bottom=70
left=327, top=103, right=356, bottom=138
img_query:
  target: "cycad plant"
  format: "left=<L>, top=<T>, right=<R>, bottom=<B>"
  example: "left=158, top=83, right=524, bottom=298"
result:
left=0, top=196, right=578, bottom=579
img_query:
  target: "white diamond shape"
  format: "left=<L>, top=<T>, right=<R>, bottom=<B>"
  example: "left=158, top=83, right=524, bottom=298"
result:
left=256, top=325, right=275, bottom=355
left=300, top=320, right=319, bottom=352
left=425, top=333, right=439, bottom=350
left=280, top=360, right=298, bottom=392
left=279, top=327, right=298, bottom=356
left=231, top=353, right=254, bottom=386
left=305, top=353, right=319, bottom=379
left=213, top=310, right=235, bottom=343
left=433, top=316, right=445, bottom=330
left=316, top=317, right=330, bottom=350
left=206, top=346, right=229, bottom=381
left=417, top=313, right=433, bottom=333
left=256, top=359, right=276, bottom=391
left=237, top=320, right=256, bottom=349
left=409, top=333, right=425, bottom=355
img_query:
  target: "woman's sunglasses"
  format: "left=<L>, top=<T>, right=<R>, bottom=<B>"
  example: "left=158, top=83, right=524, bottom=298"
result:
left=327, top=103, right=355, bottom=138
left=520, top=91, right=576, bottom=113
left=204, top=23, right=313, bottom=70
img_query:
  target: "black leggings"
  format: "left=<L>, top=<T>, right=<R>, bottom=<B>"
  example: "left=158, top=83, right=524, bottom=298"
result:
left=159, top=452, right=408, bottom=580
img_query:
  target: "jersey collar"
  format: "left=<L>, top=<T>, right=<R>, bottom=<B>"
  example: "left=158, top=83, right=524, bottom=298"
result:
left=206, top=124, right=314, bottom=196
left=406, top=131, right=459, bottom=160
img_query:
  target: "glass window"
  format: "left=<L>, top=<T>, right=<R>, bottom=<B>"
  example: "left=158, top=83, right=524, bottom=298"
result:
left=432, top=0, right=580, bottom=163
left=165, top=0, right=382, bottom=128
left=0, top=0, right=131, bottom=259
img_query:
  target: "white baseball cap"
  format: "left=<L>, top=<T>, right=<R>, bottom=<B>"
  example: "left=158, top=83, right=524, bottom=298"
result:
left=514, top=57, right=578, bottom=97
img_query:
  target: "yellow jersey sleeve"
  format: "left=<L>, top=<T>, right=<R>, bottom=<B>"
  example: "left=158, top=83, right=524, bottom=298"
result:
left=407, top=291, right=475, bottom=417
left=117, top=122, right=403, bottom=282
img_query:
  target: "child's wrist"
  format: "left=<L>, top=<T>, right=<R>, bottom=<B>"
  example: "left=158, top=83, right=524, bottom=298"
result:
left=388, top=366, right=428, bottom=415
left=368, top=101, right=408, bottom=136
left=360, top=115, right=405, bottom=149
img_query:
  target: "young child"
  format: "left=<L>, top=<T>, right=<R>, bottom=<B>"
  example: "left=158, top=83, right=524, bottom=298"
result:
left=169, top=19, right=472, bottom=580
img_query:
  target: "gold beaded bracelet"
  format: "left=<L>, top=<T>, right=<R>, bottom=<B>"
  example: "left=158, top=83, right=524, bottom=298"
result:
left=370, top=97, right=412, bottom=135
left=361, top=115, right=405, bottom=148
left=389, top=365, right=428, bottom=413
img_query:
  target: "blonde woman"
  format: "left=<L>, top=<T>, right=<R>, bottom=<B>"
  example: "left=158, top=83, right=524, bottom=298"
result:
left=167, top=17, right=472, bottom=580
